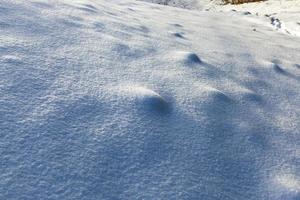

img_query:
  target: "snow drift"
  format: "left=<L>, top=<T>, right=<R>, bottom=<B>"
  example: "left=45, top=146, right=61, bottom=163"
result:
left=0, top=0, right=300, bottom=199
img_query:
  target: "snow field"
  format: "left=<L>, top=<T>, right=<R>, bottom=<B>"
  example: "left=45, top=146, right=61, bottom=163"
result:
left=0, top=0, right=300, bottom=199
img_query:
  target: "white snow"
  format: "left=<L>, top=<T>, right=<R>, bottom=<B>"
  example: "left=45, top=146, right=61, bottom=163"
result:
left=0, top=0, right=300, bottom=199
left=141, top=0, right=300, bottom=36
left=208, top=0, right=300, bottom=36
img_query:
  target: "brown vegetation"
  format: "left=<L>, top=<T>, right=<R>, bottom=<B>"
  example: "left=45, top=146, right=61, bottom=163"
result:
left=224, top=0, right=264, bottom=4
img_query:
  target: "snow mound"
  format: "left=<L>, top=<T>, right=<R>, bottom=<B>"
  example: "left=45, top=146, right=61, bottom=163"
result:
left=115, top=85, right=169, bottom=113
left=175, top=51, right=202, bottom=65
left=203, top=86, right=231, bottom=103
left=241, top=90, right=264, bottom=105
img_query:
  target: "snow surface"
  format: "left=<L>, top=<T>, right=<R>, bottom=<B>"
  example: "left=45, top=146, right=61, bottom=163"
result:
left=141, top=0, right=300, bottom=37
left=1, top=0, right=300, bottom=199
left=209, top=0, right=300, bottom=37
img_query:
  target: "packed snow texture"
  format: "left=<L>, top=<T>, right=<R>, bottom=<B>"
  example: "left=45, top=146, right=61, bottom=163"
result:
left=0, top=0, right=300, bottom=199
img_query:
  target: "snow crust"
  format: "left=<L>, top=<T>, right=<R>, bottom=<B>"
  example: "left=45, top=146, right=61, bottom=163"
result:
left=0, top=0, right=300, bottom=199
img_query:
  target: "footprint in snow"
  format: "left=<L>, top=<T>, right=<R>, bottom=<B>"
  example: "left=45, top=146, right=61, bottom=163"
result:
left=270, top=17, right=282, bottom=29
left=171, top=23, right=183, bottom=28
left=171, top=32, right=185, bottom=39
left=242, top=11, right=251, bottom=15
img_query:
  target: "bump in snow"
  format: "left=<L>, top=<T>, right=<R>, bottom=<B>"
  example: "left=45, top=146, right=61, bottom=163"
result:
left=117, top=85, right=169, bottom=113
left=176, top=51, right=202, bottom=65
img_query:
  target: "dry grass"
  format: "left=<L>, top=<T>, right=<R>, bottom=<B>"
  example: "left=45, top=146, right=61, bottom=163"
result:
left=224, top=0, right=265, bottom=4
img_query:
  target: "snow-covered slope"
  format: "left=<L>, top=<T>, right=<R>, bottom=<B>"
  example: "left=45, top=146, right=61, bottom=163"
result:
left=1, top=0, right=300, bottom=199
left=210, top=0, right=300, bottom=37
left=141, top=0, right=300, bottom=37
